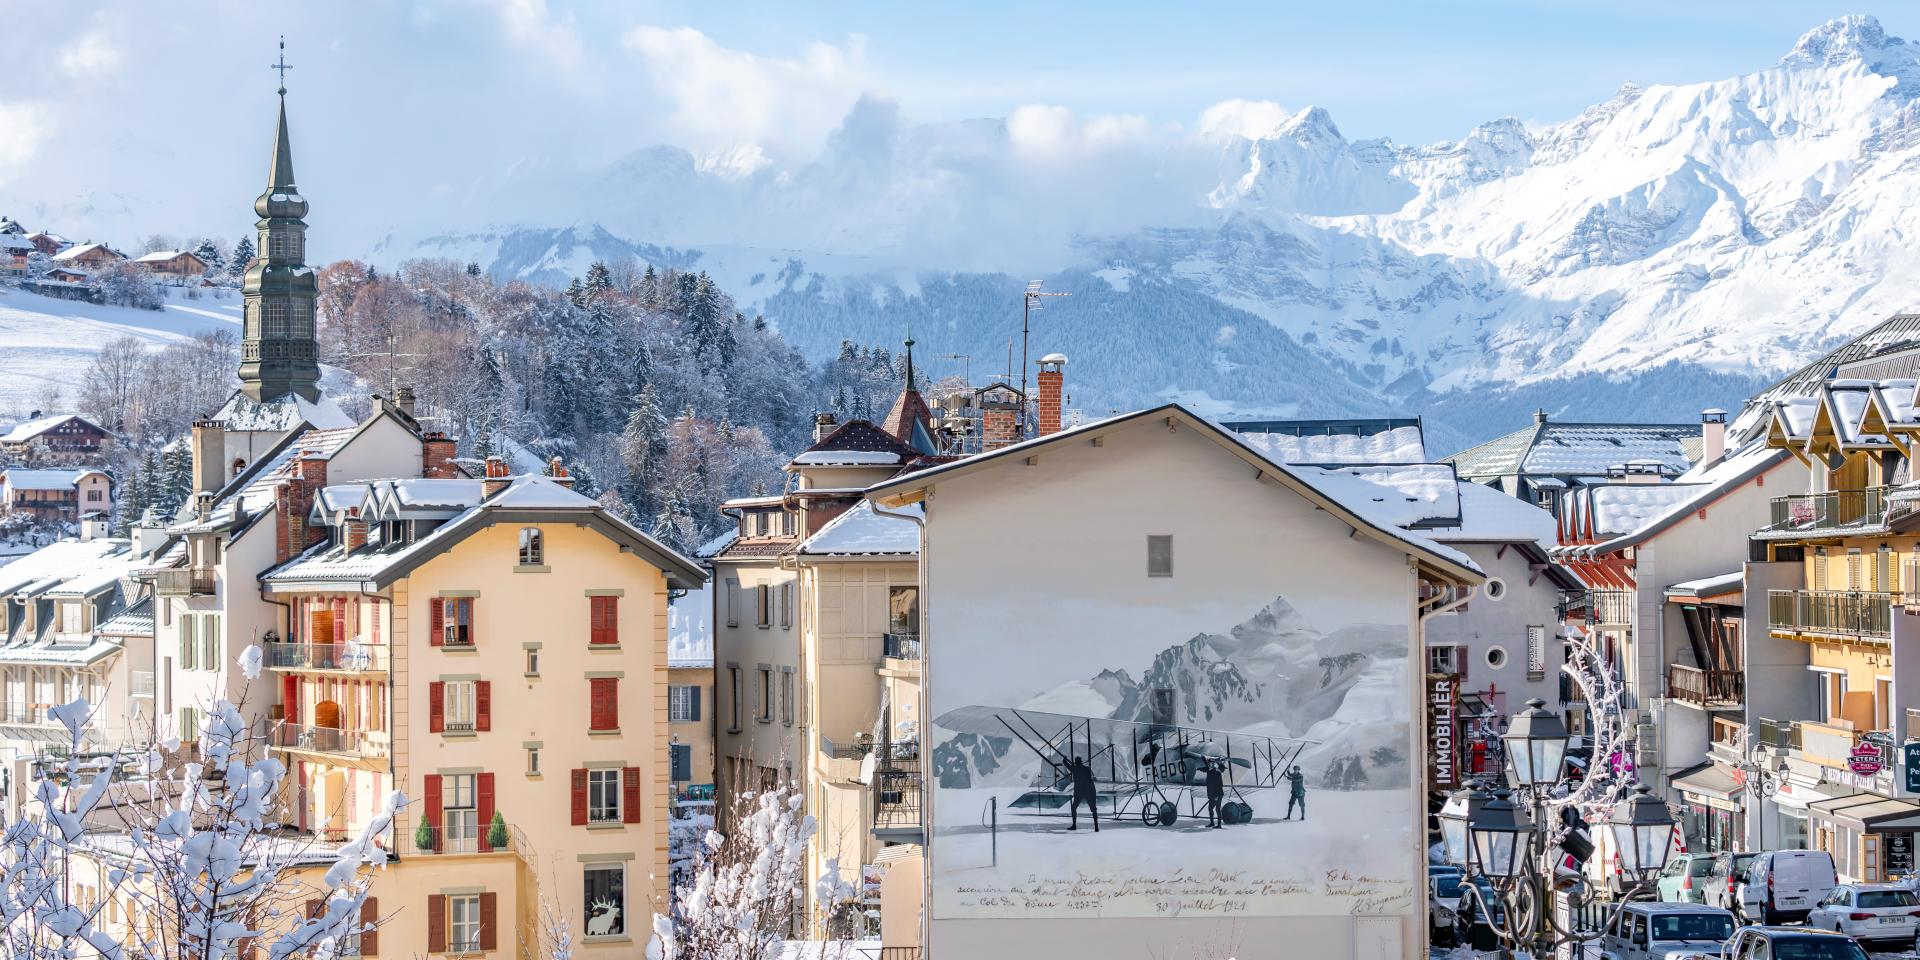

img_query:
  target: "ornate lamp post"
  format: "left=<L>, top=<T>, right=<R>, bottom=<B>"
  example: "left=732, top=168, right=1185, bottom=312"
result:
left=1438, top=780, right=1495, bottom=869
left=1502, top=698, right=1571, bottom=790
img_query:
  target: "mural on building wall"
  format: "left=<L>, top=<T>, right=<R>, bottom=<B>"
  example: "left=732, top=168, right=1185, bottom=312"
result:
left=930, top=594, right=1415, bottom=918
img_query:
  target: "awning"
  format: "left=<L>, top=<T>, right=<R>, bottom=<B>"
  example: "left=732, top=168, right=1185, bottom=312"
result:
left=1673, top=763, right=1744, bottom=803
left=1806, top=794, right=1920, bottom=832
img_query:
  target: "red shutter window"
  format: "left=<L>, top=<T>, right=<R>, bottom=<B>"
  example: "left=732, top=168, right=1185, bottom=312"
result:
left=589, top=677, right=617, bottom=731
left=475, top=680, right=491, bottom=732
left=429, top=682, right=445, bottom=734
left=429, top=598, right=444, bottom=648
left=622, top=766, right=642, bottom=823
left=590, top=596, right=618, bottom=645
left=424, top=774, right=443, bottom=843
left=427, top=894, right=447, bottom=953
left=476, top=772, right=496, bottom=852
left=478, top=891, right=497, bottom=951
left=571, top=768, right=588, bottom=825
left=283, top=674, right=300, bottom=724
left=360, top=897, right=378, bottom=955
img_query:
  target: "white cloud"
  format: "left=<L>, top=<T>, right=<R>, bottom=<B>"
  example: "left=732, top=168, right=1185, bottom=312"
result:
left=1197, top=99, right=1294, bottom=140
left=488, top=0, right=584, bottom=64
left=0, top=102, right=50, bottom=186
left=622, top=25, right=871, bottom=156
left=1007, top=104, right=1156, bottom=158
left=58, top=27, right=122, bottom=80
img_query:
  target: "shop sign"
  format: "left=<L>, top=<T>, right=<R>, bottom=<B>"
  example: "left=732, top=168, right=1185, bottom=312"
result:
left=1851, top=743, right=1887, bottom=776
left=1906, top=742, right=1920, bottom=793
left=1889, top=831, right=1916, bottom=876
left=1429, top=674, right=1460, bottom=790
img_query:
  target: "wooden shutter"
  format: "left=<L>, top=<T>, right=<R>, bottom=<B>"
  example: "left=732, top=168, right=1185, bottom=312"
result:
left=426, top=894, right=447, bottom=953
left=690, top=686, right=701, bottom=722
left=305, top=898, right=322, bottom=920
left=429, top=598, right=444, bottom=647
left=466, top=597, right=477, bottom=647
left=600, top=596, right=619, bottom=644
left=428, top=682, right=445, bottom=733
left=590, top=677, right=617, bottom=730
left=283, top=674, right=300, bottom=724
left=312, top=610, right=334, bottom=645
left=424, top=774, right=443, bottom=838
left=1457, top=646, right=1469, bottom=682
left=622, top=766, right=642, bottom=823
left=478, top=892, right=497, bottom=951
left=477, top=773, right=496, bottom=852
left=475, top=681, right=491, bottom=732
left=360, top=897, right=378, bottom=956
left=571, top=768, right=588, bottom=825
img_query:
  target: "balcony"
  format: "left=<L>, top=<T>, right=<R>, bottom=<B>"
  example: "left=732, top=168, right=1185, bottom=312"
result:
left=872, top=765, right=922, bottom=843
left=1561, top=589, right=1634, bottom=627
left=1797, top=720, right=1894, bottom=774
left=883, top=632, right=921, bottom=661
left=402, top=817, right=525, bottom=857
left=1764, top=487, right=1893, bottom=535
left=0, top=703, right=50, bottom=725
left=270, top=721, right=389, bottom=760
left=154, top=567, right=215, bottom=597
left=1668, top=663, right=1743, bottom=709
left=1768, top=589, right=1901, bottom=641
left=265, top=642, right=387, bottom=673
left=1755, top=717, right=1801, bottom=752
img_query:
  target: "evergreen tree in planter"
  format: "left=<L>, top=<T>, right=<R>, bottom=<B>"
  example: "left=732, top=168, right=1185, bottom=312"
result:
left=488, top=810, right=509, bottom=851
left=415, top=812, right=437, bottom=852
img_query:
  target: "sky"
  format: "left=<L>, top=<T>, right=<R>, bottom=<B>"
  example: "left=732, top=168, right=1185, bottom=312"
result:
left=0, top=1, right=1912, bottom=262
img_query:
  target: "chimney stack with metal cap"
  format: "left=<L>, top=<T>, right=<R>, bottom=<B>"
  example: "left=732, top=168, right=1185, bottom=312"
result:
left=814, top=412, right=837, bottom=443
left=548, top=456, right=574, bottom=490
left=481, top=456, right=511, bottom=498
left=1701, top=409, right=1727, bottom=465
left=421, top=431, right=457, bottom=479
left=1036, top=354, right=1067, bottom=436
left=394, top=385, right=417, bottom=419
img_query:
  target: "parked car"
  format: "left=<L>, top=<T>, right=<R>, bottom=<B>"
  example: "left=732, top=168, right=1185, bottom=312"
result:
left=1597, top=901, right=1737, bottom=960
left=1707, top=852, right=1760, bottom=912
left=1737, top=850, right=1839, bottom=925
left=1806, top=883, right=1920, bottom=949
left=1450, top=875, right=1505, bottom=952
left=1658, top=853, right=1722, bottom=904
left=1429, top=873, right=1466, bottom=946
left=1723, top=926, right=1869, bottom=960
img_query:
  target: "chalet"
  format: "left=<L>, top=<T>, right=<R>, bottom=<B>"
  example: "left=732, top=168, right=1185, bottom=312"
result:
left=25, top=232, right=68, bottom=256
left=0, top=468, right=113, bottom=523
left=43, top=267, right=87, bottom=284
left=0, top=235, right=31, bottom=277
left=49, top=243, right=123, bottom=270
left=0, top=217, right=22, bottom=236
left=131, top=249, right=209, bottom=279
left=0, top=414, right=115, bottom=456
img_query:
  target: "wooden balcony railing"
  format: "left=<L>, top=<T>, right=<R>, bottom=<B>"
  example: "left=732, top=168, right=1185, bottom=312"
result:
left=1766, top=487, right=1893, bottom=533
left=1768, top=590, right=1902, bottom=640
left=154, top=567, right=215, bottom=597
left=1668, top=663, right=1743, bottom=708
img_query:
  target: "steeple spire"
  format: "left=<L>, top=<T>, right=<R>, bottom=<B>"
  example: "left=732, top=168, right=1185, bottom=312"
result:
left=238, top=37, right=320, bottom=403
left=903, top=336, right=918, bottom=392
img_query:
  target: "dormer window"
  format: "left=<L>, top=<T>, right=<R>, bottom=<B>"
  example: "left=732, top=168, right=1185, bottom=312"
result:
left=518, top=527, right=544, bottom=566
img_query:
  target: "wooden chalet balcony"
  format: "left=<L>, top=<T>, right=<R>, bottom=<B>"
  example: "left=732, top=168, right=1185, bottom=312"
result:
left=265, top=642, right=387, bottom=673
left=1768, top=589, right=1901, bottom=641
left=1764, top=486, right=1893, bottom=534
left=1561, top=589, right=1633, bottom=627
left=154, top=567, right=215, bottom=597
left=1667, top=663, right=1743, bottom=709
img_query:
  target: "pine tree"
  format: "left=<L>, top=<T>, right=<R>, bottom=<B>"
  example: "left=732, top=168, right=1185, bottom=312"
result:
left=227, top=236, right=254, bottom=281
left=466, top=261, right=482, bottom=277
left=583, top=261, right=614, bottom=302
left=157, top=443, right=193, bottom=517
left=192, top=238, right=225, bottom=275
left=638, top=265, right=659, bottom=310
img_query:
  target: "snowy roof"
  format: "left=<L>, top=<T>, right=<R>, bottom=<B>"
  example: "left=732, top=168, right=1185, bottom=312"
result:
left=1227, top=419, right=1426, bottom=465
left=0, top=638, right=120, bottom=665
left=0, top=235, right=32, bottom=252
left=693, top=528, right=738, bottom=559
left=2, top=467, right=107, bottom=491
left=49, top=242, right=116, bottom=262
left=96, top=596, right=153, bottom=637
left=1666, top=571, right=1743, bottom=601
left=798, top=501, right=921, bottom=557
left=168, top=425, right=359, bottom=536
left=792, top=420, right=919, bottom=470
left=790, top=450, right=903, bottom=466
left=131, top=250, right=200, bottom=264
left=1445, top=419, right=1701, bottom=478
left=1304, top=465, right=1460, bottom=526
left=1558, top=442, right=1789, bottom=554
left=1432, top=481, right=1560, bottom=549
left=0, top=539, right=129, bottom=596
left=210, top=389, right=355, bottom=432
left=0, top=414, right=99, bottom=445
left=42, top=552, right=141, bottom=598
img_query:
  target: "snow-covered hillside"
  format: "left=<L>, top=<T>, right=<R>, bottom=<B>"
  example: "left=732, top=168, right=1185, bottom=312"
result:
left=393, top=16, right=1920, bottom=450
left=0, top=287, right=241, bottom=415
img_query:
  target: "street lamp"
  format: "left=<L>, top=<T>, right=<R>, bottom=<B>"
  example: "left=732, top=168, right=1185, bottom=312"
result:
left=1470, top=789, right=1535, bottom=884
left=1501, top=697, right=1571, bottom=789
left=1608, top=784, right=1677, bottom=882
left=1438, top=780, right=1495, bottom=868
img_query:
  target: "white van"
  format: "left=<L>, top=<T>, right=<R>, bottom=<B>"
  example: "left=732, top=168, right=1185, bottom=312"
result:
left=1736, top=850, right=1840, bottom=925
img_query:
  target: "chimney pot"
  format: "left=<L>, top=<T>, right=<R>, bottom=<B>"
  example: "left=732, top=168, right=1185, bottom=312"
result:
left=1036, top=354, right=1068, bottom=437
left=1701, top=408, right=1727, bottom=464
left=482, top=455, right=511, bottom=497
left=1533, top=408, right=1549, bottom=425
left=394, top=386, right=417, bottom=418
left=343, top=508, right=367, bottom=552
left=814, top=412, right=838, bottom=442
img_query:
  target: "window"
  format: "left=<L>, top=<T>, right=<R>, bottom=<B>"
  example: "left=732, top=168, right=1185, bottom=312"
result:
left=588, top=769, right=622, bottom=823
left=526, top=647, right=540, bottom=676
left=518, top=527, right=544, bottom=566
left=589, top=596, right=619, bottom=645
left=1486, top=646, right=1508, bottom=669
left=1427, top=645, right=1460, bottom=675
left=780, top=670, right=794, bottom=726
left=756, top=668, right=772, bottom=723
left=669, top=684, right=700, bottom=722
left=179, top=616, right=198, bottom=670
left=1813, top=668, right=1846, bottom=722
left=527, top=745, right=541, bottom=776
left=583, top=865, right=627, bottom=938
left=443, top=774, right=478, bottom=850
left=779, top=583, right=791, bottom=629
left=178, top=706, right=201, bottom=743
left=435, top=597, right=474, bottom=647
left=85, top=490, right=103, bottom=503
left=201, top=615, right=221, bottom=671
left=58, top=602, right=82, bottom=634
left=589, top=677, right=619, bottom=731
left=1147, top=535, right=1173, bottom=577
left=727, top=666, right=741, bottom=732
left=445, top=681, right=476, bottom=732
left=1483, top=578, right=1506, bottom=601
left=448, top=894, right=482, bottom=953
left=888, top=586, right=919, bottom=636
left=756, top=585, right=771, bottom=627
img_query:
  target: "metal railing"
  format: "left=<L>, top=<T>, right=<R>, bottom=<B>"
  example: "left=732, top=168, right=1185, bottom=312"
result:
left=1755, top=717, right=1801, bottom=751
left=1667, top=663, right=1743, bottom=707
left=873, top=766, right=921, bottom=832
left=1561, top=589, right=1633, bottom=627
left=882, top=632, right=921, bottom=660
left=1766, top=487, right=1893, bottom=532
left=269, top=721, right=388, bottom=759
left=154, top=567, right=215, bottom=597
left=402, top=816, right=517, bottom=856
left=264, top=642, right=387, bottom=672
left=0, top=703, right=50, bottom=725
left=1768, top=589, right=1901, bottom=640
left=1797, top=721, right=1894, bottom=772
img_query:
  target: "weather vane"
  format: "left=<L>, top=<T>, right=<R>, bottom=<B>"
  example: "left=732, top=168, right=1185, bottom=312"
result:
left=272, top=36, right=292, bottom=95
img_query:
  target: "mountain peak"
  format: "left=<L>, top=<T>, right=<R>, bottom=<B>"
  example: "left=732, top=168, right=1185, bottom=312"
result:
left=1276, top=105, right=1345, bottom=145
left=1782, top=15, right=1898, bottom=67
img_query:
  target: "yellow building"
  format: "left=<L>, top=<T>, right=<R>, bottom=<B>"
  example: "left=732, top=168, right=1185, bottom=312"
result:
left=258, top=458, right=705, bottom=953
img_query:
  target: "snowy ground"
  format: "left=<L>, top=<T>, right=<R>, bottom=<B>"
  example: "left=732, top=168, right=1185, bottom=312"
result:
left=0, top=285, right=240, bottom=414
left=934, top=785, right=1415, bottom=919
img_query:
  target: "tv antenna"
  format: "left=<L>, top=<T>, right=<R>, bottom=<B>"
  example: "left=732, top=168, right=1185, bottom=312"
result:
left=934, top=353, right=972, bottom=386
left=342, top=332, right=427, bottom=401
left=1021, top=280, right=1069, bottom=429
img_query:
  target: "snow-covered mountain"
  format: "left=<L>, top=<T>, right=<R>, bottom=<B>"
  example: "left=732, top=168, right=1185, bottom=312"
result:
left=392, top=16, right=1920, bottom=449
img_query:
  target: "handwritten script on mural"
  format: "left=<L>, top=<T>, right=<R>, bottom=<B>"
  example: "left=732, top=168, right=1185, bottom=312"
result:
left=949, top=868, right=1414, bottom=918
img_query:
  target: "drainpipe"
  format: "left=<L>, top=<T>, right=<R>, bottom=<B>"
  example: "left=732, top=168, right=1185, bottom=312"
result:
left=868, top=496, right=929, bottom=954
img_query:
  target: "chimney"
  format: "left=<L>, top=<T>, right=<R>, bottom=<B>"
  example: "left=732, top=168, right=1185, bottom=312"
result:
left=548, top=456, right=575, bottom=490
left=481, top=456, right=511, bottom=498
left=983, top=407, right=1018, bottom=450
left=132, top=507, right=167, bottom=558
left=394, top=386, right=417, bottom=419
left=1036, top=354, right=1067, bottom=436
left=78, top=514, right=109, bottom=541
left=275, top=451, right=329, bottom=563
left=194, top=491, right=216, bottom=518
left=814, top=412, right=837, bottom=443
left=343, top=507, right=367, bottom=552
left=421, top=431, right=457, bottom=479
left=1701, top=409, right=1727, bottom=465
left=1533, top=408, right=1549, bottom=425
left=191, top=420, right=226, bottom=494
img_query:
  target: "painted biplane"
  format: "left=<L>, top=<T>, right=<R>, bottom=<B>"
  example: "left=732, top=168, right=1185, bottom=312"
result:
left=937, top=704, right=1317, bottom=827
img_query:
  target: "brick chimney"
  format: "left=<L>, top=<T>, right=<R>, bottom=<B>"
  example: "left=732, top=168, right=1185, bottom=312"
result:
left=191, top=420, right=225, bottom=494
left=481, top=456, right=511, bottom=498
left=1701, top=408, right=1727, bottom=465
left=1036, top=354, right=1067, bottom=436
left=274, top=451, right=329, bottom=563
left=421, top=431, right=457, bottom=479
left=343, top=507, right=367, bottom=552
left=547, top=456, right=574, bottom=490
left=814, top=412, right=837, bottom=443
left=983, top=407, right=1018, bottom=450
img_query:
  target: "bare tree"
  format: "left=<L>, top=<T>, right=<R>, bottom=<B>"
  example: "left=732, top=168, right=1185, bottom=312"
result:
left=79, top=335, right=149, bottom=434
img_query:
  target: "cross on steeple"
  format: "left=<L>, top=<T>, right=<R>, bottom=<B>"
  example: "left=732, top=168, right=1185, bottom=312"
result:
left=271, top=36, right=292, bottom=95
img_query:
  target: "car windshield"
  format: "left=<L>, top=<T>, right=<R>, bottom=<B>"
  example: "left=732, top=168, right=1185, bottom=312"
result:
left=1772, top=939, right=1869, bottom=960
left=1857, top=890, right=1918, bottom=908
left=1651, top=914, right=1734, bottom=941
left=1690, top=859, right=1716, bottom=876
left=1433, top=876, right=1465, bottom=898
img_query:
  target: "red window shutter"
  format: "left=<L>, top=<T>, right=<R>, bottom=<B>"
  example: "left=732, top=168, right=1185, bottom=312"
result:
left=590, top=596, right=618, bottom=645
left=424, top=774, right=443, bottom=835
left=1457, top=645, right=1469, bottom=682
left=360, top=897, right=378, bottom=956
left=468, top=597, right=478, bottom=647
left=571, top=768, right=588, bottom=825
left=623, top=766, right=642, bottom=823
left=477, top=772, right=496, bottom=852
left=427, top=894, right=447, bottom=953
left=589, top=677, right=617, bottom=730
left=283, top=674, right=300, bottom=724
left=429, top=598, right=444, bottom=647
left=305, top=898, right=322, bottom=920
left=604, top=595, right=618, bottom=644
left=479, top=891, right=497, bottom=951
left=475, top=680, right=491, bottom=732
left=428, top=681, right=444, bottom=734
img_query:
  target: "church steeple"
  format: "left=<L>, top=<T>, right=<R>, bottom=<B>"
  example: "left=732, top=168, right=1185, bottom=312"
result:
left=238, top=38, right=320, bottom=403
